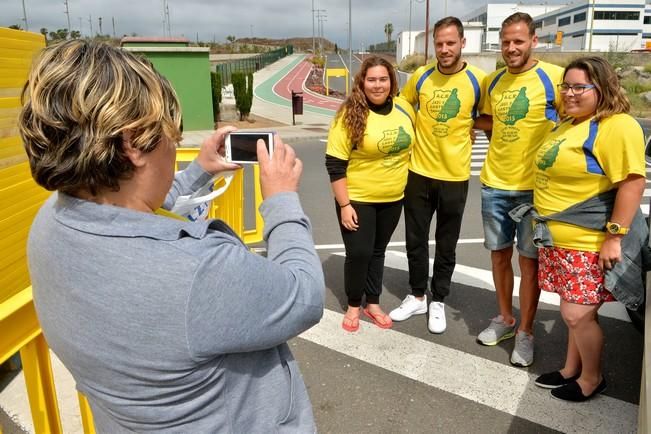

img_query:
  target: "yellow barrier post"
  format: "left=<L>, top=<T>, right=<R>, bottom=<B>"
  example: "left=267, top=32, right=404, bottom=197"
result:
left=325, top=68, right=349, bottom=96
left=78, top=393, right=97, bottom=434
left=20, top=334, right=63, bottom=434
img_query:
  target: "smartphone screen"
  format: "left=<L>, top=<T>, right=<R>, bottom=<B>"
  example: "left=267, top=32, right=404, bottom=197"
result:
left=228, top=133, right=273, bottom=163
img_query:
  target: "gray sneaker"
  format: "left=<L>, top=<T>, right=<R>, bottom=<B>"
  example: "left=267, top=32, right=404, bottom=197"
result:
left=510, top=331, right=534, bottom=367
left=477, top=315, right=516, bottom=346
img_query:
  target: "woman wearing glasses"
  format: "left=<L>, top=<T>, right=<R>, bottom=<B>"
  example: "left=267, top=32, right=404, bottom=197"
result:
left=530, top=56, right=646, bottom=401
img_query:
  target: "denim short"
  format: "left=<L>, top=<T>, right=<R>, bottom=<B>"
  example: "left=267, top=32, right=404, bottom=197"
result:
left=480, top=185, right=538, bottom=258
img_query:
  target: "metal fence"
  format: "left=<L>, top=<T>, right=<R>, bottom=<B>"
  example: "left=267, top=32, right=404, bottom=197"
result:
left=215, top=45, right=293, bottom=86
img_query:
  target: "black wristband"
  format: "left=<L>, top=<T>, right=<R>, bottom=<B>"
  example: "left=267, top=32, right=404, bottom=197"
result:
left=339, top=202, right=351, bottom=208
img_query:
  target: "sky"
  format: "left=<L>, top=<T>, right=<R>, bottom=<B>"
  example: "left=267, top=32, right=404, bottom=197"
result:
left=2, top=0, right=568, bottom=49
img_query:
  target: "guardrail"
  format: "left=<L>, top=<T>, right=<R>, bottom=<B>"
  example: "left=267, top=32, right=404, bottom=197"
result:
left=1, top=27, right=263, bottom=433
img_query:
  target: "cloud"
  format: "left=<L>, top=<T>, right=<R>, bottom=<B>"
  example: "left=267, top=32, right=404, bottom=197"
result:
left=1, top=0, right=566, bottom=47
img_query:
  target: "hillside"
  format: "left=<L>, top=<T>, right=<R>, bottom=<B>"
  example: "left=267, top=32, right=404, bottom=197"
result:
left=231, top=37, right=335, bottom=52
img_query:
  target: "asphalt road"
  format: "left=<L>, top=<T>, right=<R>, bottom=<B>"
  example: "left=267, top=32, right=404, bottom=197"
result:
left=283, top=135, right=644, bottom=434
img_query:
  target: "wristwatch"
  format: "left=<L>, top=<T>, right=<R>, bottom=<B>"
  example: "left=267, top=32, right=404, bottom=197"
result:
left=606, top=221, right=630, bottom=235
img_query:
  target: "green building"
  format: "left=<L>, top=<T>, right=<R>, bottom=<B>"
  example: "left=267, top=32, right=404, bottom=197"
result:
left=122, top=37, right=213, bottom=131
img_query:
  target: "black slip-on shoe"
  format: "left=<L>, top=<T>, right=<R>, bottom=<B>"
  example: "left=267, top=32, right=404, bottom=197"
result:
left=551, top=378, right=607, bottom=402
left=534, top=371, right=580, bottom=389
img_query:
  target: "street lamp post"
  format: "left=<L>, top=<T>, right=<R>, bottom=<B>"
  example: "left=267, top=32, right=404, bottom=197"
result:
left=21, top=0, right=28, bottom=31
left=312, top=0, right=315, bottom=53
left=409, top=0, right=412, bottom=55
left=424, top=0, right=430, bottom=61
left=348, top=0, right=352, bottom=93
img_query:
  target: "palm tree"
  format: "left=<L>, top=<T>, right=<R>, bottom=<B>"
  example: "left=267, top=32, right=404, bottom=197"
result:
left=384, top=23, right=393, bottom=45
left=226, top=35, right=236, bottom=53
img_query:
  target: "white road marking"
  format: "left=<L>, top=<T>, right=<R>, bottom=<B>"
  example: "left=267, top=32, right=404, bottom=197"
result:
left=300, top=309, right=637, bottom=434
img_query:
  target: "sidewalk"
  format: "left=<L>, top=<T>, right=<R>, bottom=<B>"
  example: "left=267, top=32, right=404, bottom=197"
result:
left=182, top=53, right=336, bottom=147
left=0, top=53, right=336, bottom=434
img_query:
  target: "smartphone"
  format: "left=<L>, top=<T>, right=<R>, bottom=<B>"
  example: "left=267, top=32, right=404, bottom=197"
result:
left=225, top=132, right=274, bottom=164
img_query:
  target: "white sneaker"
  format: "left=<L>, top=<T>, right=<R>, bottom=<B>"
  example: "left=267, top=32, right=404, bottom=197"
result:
left=428, top=302, right=446, bottom=334
left=389, top=295, right=427, bottom=321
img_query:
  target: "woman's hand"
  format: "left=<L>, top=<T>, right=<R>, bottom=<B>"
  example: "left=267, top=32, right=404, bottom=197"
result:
left=196, top=126, right=242, bottom=174
left=258, top=135, right=302, bottom=199
left=340, top=205, right=358, bottom=231
left=598, top=235, right=623, bottom=270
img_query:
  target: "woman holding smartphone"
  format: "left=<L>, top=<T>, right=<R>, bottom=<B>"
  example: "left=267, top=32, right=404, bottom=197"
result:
left=325, top=56, right=415, bottom=332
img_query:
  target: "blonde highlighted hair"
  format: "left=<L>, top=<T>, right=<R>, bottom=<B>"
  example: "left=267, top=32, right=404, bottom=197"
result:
left=334, top=56, right=397, bottom=148
left=563, top=56, right=630, bottom=121
left=19, top=40, right=182, bottom=195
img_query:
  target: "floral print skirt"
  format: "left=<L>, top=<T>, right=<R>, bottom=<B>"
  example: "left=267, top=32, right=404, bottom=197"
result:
left=538, top=246, right=615, bottom=305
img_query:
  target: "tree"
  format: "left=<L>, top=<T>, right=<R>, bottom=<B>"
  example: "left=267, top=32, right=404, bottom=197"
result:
left=226, top=35, right=236, bottom=53
left=384, top=23, right=393, bottom=45
left=210, top=71, right=222, bottom=122
left=70, top=30, right=81, bottom=39
left=232, top=72, right=253, bottom=121
left=49, top=28, right=69, bottom=41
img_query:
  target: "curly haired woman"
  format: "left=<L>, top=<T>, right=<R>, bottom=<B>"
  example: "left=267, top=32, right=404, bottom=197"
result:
left=325, top=56, right=415, bottom=332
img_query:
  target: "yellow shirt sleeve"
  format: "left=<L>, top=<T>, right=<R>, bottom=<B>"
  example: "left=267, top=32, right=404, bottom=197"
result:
left=325, top=116, right=352, bottom=161
left=594, top=114, right=646, bottom=183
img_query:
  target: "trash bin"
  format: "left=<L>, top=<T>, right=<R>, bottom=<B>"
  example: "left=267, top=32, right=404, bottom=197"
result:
left=292, top=91, right=303, bottom=115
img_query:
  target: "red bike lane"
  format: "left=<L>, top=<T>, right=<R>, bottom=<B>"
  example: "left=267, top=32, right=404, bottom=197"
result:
left=272, top=59, right=342, bottom=112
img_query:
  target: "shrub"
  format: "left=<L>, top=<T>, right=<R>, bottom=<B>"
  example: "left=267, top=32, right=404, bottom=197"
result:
left=310, top=56, right=325, bottom=68
left=210, top=71, right=222, bottom=122
left=398, top=54, right=426, bottom=72
left=644, top=63, right=651, bottom=74
left=621, top=78, right=651, bottom=95
left=232, top=72, right=253, bottom=120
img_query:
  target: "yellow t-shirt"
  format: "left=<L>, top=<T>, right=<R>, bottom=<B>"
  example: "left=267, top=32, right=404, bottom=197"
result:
left=533, top=114, right=646, bottom=251
left=326, top=97, right=416, bottom=203
left=480, top=61, right=564, bottom=190
left=401, top=61, right=487, bottom=181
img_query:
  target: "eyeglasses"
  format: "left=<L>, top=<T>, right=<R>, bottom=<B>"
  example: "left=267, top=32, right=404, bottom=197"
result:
left=557, top=83, right=596, bottom=95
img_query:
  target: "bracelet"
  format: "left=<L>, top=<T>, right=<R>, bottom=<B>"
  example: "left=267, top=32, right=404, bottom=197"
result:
left=339, top=202, right=351, bottom=208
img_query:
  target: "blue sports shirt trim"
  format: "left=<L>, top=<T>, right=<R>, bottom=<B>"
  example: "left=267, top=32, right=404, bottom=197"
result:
left=415, top=65, right=437, bottom=93
left=394, top=102, right=413, bottom=124
left=465, top=69, right=481, bottom=119
left=488, top=69, right=507, bottom=95
left=535, top=68, right=558, bottom=122
left=583, top=119, right=605, bottom=175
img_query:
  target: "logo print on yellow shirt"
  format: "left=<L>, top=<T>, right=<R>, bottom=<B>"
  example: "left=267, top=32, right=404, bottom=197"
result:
left=377, top=126, right=411, bottom=167
left=536, top=138, right=564, bottom=171
left=426, top=89, right=461, bottom=138
left=495, top=87, right=529, bottom=142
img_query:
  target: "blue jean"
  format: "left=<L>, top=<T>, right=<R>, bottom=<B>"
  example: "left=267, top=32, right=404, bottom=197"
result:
left=481, top=185, right=537, bottom=258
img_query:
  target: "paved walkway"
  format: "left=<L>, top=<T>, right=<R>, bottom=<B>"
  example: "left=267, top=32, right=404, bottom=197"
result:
left=183, top=53, right=339, bottom=148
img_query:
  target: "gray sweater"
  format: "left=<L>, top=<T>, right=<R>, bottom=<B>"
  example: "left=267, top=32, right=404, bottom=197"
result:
left=27, top=161, right=325, bottom=433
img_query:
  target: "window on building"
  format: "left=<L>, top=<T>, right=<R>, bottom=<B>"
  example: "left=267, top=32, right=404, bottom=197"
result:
left=574, top=12, right=586, bottom=23
left=593, top=11, right=640, bottom=21
left=645, top=15, right=651, bottom=24
left=594, top=31, right=639, bottom=35
left=544, top=17, right=556, bottom=26
left=534, top=21, right=543, bottom=29
left=558, top=16, right=571, bottom=27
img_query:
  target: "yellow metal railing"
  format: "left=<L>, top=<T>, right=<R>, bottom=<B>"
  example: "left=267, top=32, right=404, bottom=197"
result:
left=175, top=148, right=263, bottom=244
left=1, top=27, right=263, bottom=433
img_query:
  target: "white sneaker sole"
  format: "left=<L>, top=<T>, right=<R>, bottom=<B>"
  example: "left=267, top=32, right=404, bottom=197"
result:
left=389, top=307, right=428, bottom=322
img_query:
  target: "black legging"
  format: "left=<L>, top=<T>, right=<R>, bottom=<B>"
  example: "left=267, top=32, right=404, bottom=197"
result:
left=336, top=200, right=403, bottom=307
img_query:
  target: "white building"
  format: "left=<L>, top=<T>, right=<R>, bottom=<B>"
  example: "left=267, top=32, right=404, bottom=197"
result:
left=534, top=0, right=647, bottom=51
left=395, top=22, right=484, bottom=63
left=396, top=31, right=421, bottom=62
left=462, top=3, right=566, bottom=50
